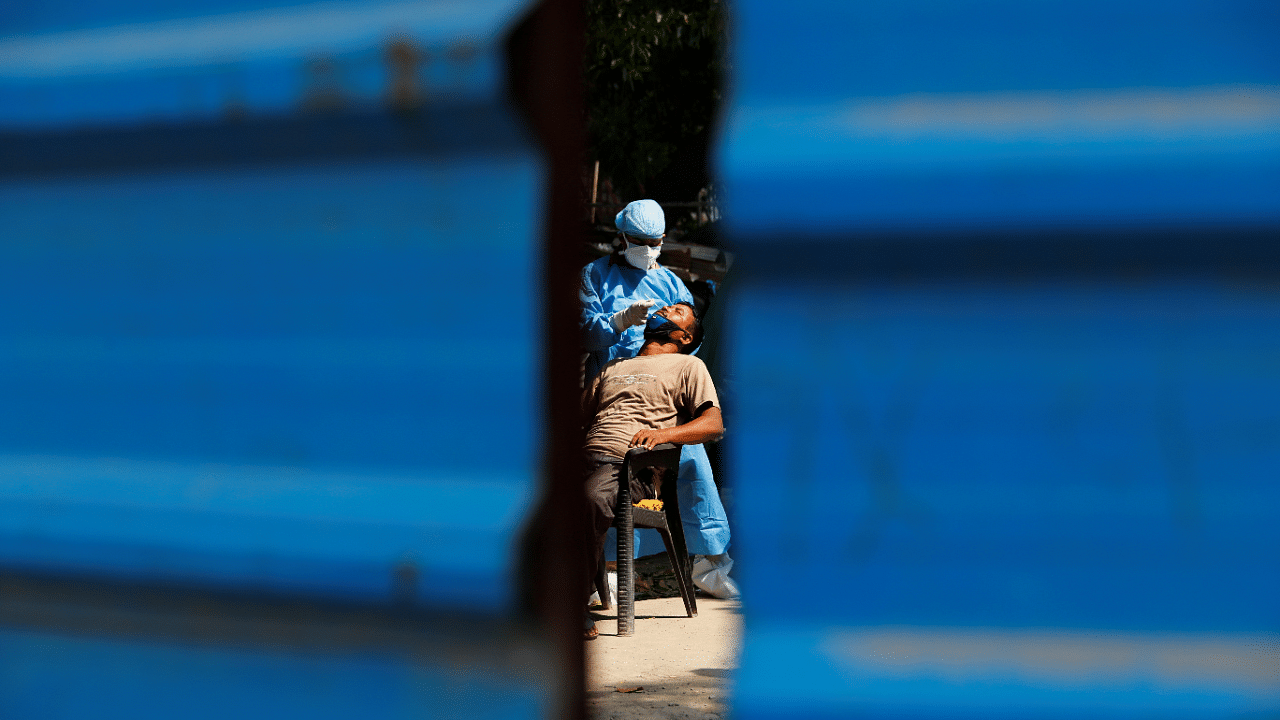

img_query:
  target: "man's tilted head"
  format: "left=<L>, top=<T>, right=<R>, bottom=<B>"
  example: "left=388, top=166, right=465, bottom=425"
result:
left=642, top=302, right=702, bottom=354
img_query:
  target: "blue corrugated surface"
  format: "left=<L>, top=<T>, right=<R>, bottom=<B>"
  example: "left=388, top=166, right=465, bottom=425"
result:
left=719, top=1, right=1280, bottom=718
left=720, top=1, right=1280, bottom=234
left=0, top=627, right=548, bottom=720
left=0, top=1, right=548, bottom=717
left=0, top=0, right=525, bottom=129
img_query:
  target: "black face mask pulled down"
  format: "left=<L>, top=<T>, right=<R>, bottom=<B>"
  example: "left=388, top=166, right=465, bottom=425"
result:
left=643, top=312, right=684, bottom=345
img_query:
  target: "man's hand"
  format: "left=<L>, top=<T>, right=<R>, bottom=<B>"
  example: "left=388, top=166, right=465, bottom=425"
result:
left=629, top=407, right=724, bottom=450
left=610, top=298, right=657, bottom=332
left=630, top=427, right=674, bottom=450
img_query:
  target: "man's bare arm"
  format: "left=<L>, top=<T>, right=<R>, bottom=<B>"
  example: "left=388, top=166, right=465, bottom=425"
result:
left=630, top=406, right=724, bottom=449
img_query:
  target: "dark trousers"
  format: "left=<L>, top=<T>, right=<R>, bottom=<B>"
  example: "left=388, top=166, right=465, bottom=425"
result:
left=584, top=453, right=656, bottom=597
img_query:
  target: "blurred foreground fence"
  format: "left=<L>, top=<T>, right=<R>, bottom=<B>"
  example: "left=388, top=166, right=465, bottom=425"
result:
left=719, top=2, right=1280, bottom=718
left=0, top=1, right=560, bottom=717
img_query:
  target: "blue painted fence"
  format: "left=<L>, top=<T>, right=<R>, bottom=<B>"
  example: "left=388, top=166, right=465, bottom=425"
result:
left=720, top=2, right=1280, bottom=718
left=0, top=1, right=551, bottom=717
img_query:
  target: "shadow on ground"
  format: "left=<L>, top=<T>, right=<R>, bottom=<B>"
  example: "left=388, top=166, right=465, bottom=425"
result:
left=587, top=672, right=731, bottom=720
left=600, top=553, right=690, bottom=603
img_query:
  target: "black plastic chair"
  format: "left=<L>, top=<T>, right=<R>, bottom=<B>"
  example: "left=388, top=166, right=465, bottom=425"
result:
left=594, top=443, right=698, bottom=636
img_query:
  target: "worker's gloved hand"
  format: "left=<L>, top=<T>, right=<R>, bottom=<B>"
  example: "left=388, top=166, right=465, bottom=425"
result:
left=610, top=298, right=658, bottom=332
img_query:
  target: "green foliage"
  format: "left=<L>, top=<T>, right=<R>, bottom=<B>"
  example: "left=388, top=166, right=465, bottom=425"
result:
left=585, top=0, right=727, bottom=200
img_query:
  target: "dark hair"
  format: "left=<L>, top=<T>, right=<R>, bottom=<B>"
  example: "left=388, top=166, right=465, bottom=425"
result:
left=675, top=301, right=703, bottom=354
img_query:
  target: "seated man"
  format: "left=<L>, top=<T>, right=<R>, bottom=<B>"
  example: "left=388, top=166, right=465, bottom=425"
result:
left=581, top=302, right=724, bottom=635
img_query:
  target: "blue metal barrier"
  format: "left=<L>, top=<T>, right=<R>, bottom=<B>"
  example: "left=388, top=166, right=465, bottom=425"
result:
left=0, top=1, right=552, bottom=717
left=719, top=2, right=1279, bottom=718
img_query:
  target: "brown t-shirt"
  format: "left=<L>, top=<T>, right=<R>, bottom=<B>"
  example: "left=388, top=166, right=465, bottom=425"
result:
left=583, top=353, right=720, bottom=458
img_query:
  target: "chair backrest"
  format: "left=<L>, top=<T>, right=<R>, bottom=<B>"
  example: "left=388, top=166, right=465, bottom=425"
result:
left=624, top=444, right=683, bottom=507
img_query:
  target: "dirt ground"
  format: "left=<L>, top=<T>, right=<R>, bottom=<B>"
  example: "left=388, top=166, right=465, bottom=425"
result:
left=585, top=556, right=743, bottom=720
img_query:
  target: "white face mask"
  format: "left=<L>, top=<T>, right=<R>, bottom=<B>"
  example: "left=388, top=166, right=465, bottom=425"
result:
left=623, top=240, right=662, bottom=270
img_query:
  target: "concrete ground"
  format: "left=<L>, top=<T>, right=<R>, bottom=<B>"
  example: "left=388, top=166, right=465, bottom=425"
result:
left=586, top=595, right=742, bottom=720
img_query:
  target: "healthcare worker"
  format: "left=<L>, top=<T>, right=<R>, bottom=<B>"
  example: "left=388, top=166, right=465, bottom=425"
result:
left=579, top=199, right=738, bottom=599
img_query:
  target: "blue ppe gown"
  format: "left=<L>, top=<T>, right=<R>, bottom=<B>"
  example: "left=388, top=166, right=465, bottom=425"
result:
left=580, top=253, right=731, bottom=558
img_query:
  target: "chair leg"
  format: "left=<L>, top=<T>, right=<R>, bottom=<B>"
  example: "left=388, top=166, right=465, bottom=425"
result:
left=656, top=527, right=698, bottom=618
left=661, top=476, right=698, bottom=618
left=594, top=547, right=612, bottom=611
left=616, top=473, right=635, bottom=637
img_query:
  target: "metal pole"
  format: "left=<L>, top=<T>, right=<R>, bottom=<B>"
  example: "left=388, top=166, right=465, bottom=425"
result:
left=590, top=160, right=599, bottom=224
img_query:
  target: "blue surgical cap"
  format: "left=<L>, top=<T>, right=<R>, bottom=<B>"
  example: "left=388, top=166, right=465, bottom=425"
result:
left=615, top=199, right=665, bottom=239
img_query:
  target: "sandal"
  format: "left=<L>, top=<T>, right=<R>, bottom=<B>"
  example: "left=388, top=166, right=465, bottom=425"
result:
left=584, top=617, right=599, bottom=640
